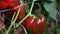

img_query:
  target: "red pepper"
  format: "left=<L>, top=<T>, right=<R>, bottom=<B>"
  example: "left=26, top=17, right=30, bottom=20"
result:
left=13, top=6, right=25, bottom=20
left=4, top=1, right=24, bottom=20
left=12, top=0, right=24, bottom=20
left=25, top=17, right=46, bottom=34
left=0, top=1, right=7, bottom=10
left=6, top=0, right=14, bottom=8
left=17, top=6, right=24, bottom=20
left=25, top=17, right=35, bottom=30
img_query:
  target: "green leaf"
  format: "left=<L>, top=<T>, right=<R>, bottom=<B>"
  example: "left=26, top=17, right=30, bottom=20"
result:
left=56, top=29, right=60, bottom=34
left=51, top=23, right=55, bottom=32
left=43, top=20, right=49, bottom=34
left=50, top=0, right=56, bottom=2
left=44, top=2, right=57, bottom=21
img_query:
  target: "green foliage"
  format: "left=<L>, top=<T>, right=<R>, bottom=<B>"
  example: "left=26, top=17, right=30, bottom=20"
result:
left=0, top=0, right=60, bottom=34
left=44, top=2, right=57, bottom=21
left=51, top=23, right=56, bottom=32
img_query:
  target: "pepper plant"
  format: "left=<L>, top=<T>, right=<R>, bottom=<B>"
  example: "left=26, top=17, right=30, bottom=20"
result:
left=0, top=0, right=60, bottom=34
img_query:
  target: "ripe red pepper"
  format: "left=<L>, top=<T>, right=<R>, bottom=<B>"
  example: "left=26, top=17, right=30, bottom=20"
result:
left=6, top=0, right=14, bottom=8
left=12, top=0, right=24, bottom=20
left=13, top=6, right=25, bottom=20
left=0, top=1, right=7, bottom=10
left=25, top=17, right=35, bottom=30
left=25, top=17, right=46, bottom=34
left=17, top=6, right=24, bottom=20
left=4, top=1, right=24, bottom=20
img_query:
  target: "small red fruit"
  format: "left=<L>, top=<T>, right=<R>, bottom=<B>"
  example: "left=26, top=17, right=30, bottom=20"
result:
left=25, top=17, right=35, bottom=30
left=4, top=6, right=24, bottom=20
left=4, top=0, right=24, bottom=20
left=13, top=1, right=24, bottom=20
left=6, top=0, right=14, bottom=8
left=33, top=18, right=46, bottom=34
left=17, top=6, right=24, bottom=20
left=25, top=17, right=46, bottom=34
left=0, top=1, right=7, bottom=10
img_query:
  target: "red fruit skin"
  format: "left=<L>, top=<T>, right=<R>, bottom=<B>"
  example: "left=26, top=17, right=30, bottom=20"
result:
left=4, top=7, right=24, bottom=21
left=6, top=0, right=20, bottom=8
left=0, top=1, right=7, bottom=10
left=4, top=0, right=24, bottom=20
left=4, top=6, right=24, bottom=20
left=6, top=0, right=14, bottom=8
left=12, top=0, right=24, bottom=20
left=17, top=6, right=24, bottom=20
left=25, top=17, right=35, bottom=30
left=33, top=18, right=46, bottom=34
left=25, top=17, right=46, bottom=34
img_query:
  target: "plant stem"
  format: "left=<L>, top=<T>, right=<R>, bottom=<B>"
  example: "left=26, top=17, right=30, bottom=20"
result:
left=16, top=1, right=35, bottom=27
left=6, top=8, right=20, bottom=34
left=21, top=24, right=27, bottom=34
left=30, top=14, right=37, bottom=18
left=11, top=12, right=16, bottom=22
left=5, top=0, right=23, bottom=34
left=5, top=0, right=34, bottom=34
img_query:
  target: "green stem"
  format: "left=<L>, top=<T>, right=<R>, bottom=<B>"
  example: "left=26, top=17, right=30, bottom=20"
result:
left=5, top=0, right=23, bottom=34
left=30, top=14, right=37, bottom=18
left=11, top=12, right=16, bottom=22
left=20, top=0, right=23, bottom=4
left=16, top=1, right=35, bottom=27
left=21, top=24, right=27, bottom=34
left=13, top=9, right=20, bottom=23
left=5, top=0, right=34, bottom=34
left=3, top=12, right=16, bottom=34
left=6, top=0, right=24, bottom=33
left=6, top=8, right=20, bottom=34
